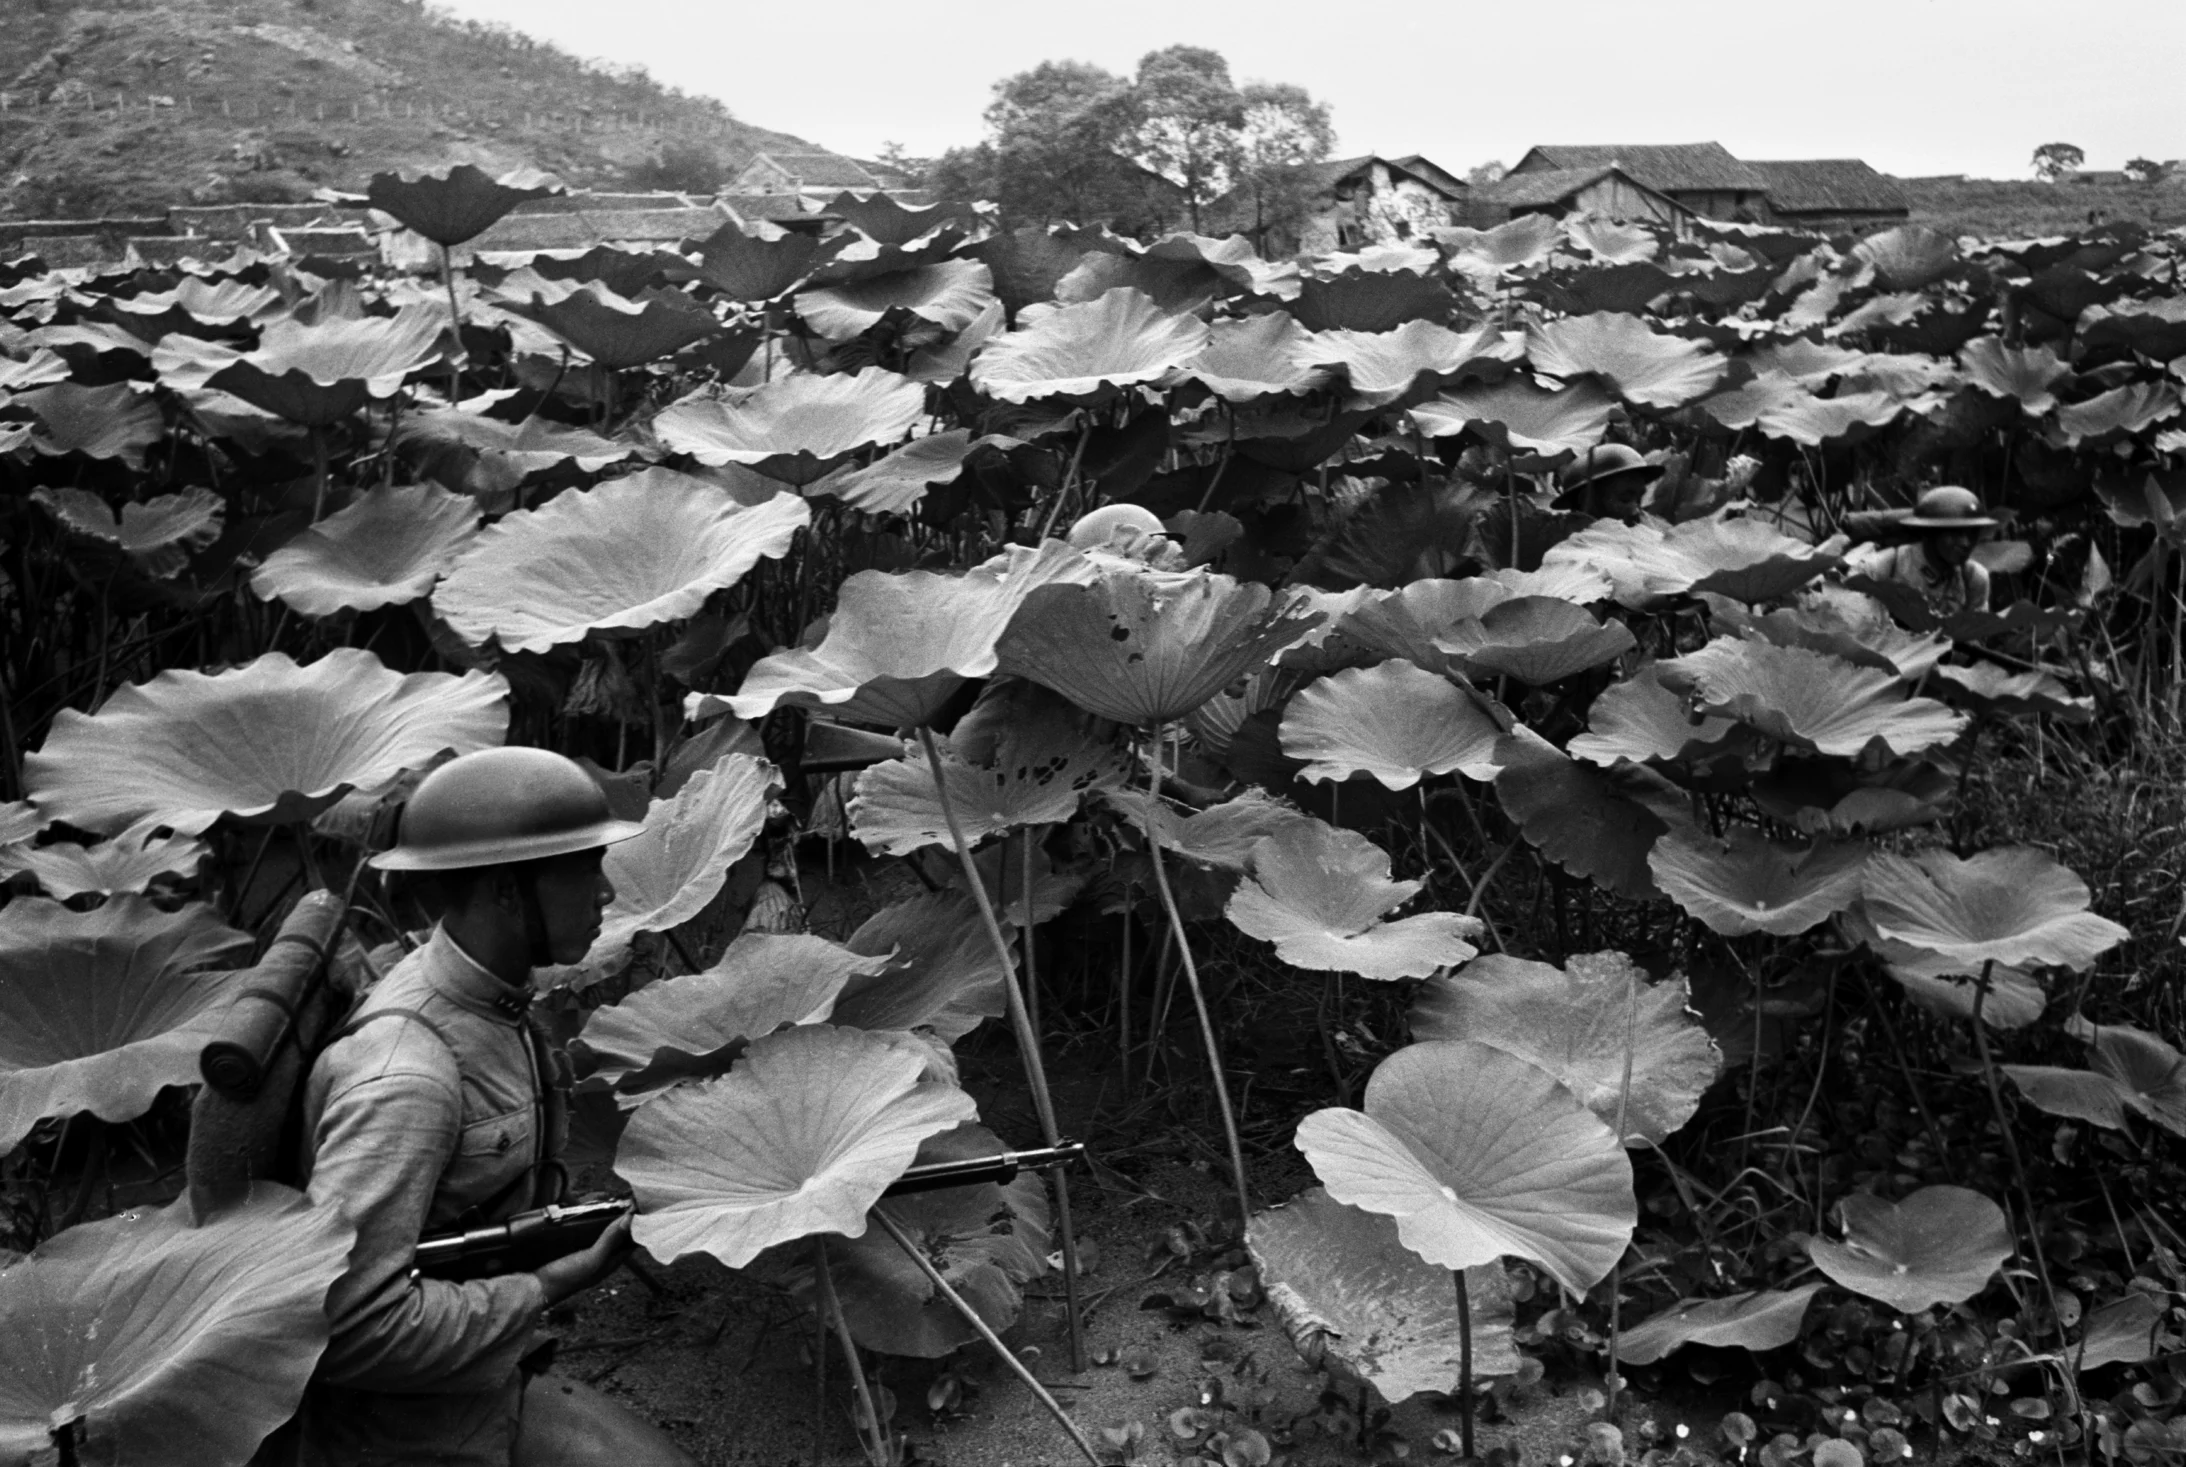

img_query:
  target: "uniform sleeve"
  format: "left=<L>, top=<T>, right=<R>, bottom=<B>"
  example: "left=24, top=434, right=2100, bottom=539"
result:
left=1965, top=561, right=1992, bottom=612
left=306, top=1059, right=546, bottom=1393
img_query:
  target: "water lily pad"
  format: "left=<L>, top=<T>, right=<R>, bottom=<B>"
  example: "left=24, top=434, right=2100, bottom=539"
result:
left=1527, top=312, right=1727, bottom=408
left=1806, top=1186, right=2012, bottom=1313
left=585, top=754, right=776, bottom=976
left=1617, top=1284, right=1825, bottom=1366
left=617, top=1024, right=977, bottom=1268
left=1411, top=952, right=1719, bottom=1147
left=1656, top=639, right=1965, bottom=760
left=1859, top=847, right=2127, bottom=972
left=1279, top=660, right=1504, bottom=789
left=970, top=287, right=1208, bottom=404
left=1226, top=820, right=1482, bottom=981
left=0, top=896, right=250, bottom=1150
left=1649, top=825, right=1870, bottom=937
left=26, top=650, right=507, bottom=835
left=654, top=368, right=928, bottom=484
left=0, top=1185, right=352, bottom=1467
left=1295, top=1038, right=1635, bottom=1291
left=252, top=481, right=479, bottom=616
left=1249, top=1187, right=1519, bottom=1401
left=32, top=485, right=223, bottom=577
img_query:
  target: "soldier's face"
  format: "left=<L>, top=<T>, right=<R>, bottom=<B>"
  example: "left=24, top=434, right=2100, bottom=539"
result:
left=1926, top=530, right=1978, bottom=567
left=530, top=849, right=614, bottom=964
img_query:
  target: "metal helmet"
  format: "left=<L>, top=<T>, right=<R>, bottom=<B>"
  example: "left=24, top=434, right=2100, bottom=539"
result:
left=1902, top=485, right=1999, bottom=530
left=1066, top=503, right=1168, bottom=549
left=369, top=747, right=644, bottom=872
left=1551, top=443, right=1663, bottom=508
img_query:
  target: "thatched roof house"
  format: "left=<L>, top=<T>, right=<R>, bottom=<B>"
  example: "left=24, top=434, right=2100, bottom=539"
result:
left=1749, top=159, right=1909, bottom=230
left=1509, top=142, right=1769, bottom=220
left=1464, top=164, right=1691, bottom=229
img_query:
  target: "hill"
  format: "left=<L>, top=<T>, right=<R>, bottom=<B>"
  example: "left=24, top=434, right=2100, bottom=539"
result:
left=2, top=0, right=817, bottom=219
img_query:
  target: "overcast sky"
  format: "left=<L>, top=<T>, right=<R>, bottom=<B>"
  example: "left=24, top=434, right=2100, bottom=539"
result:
left=433, top=0, right=2182, bottom=180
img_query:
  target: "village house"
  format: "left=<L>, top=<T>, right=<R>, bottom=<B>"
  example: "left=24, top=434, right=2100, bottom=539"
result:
left=727, top=151, right=883, bottom=199
left=1212, top=154, right=1467, bottom=255
left=1506, top=142, right=1770, bottom=221
left=1462, top=164, right=1692, bottom=230
left=1747, top=159, right=1911, bottom=231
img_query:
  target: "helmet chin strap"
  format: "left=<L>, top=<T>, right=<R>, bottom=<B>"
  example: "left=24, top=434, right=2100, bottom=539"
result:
left=515, top=863, right=556, bottom=971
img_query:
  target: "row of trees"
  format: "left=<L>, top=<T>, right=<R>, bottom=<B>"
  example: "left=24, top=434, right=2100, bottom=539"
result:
left=920, top=46, right=1337, bottom=242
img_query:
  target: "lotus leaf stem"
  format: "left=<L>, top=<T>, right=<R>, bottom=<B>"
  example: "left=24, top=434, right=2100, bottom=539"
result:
left=873, top=1206, right=1101, bottom=1467
left=814, top=1240, right=890, bottom=1467
left=1607, top=954, right=1640, bottom=1420
left=1036, top=421, right=1095, bottom=543
left=1453, top=1267, right=1475, bottom=1460
left=1970, top=961, right=2066, bottom=1350
left=914, top=727, right=1086, bottom=1372
left=1139, top=722, right=1253, bottom=1230
left=1463, top=836, right=1524, bottom=921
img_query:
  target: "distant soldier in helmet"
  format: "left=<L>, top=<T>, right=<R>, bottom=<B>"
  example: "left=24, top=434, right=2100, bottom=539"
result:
left=1846, top=486, right=1998, bottom=616
left=1552, top=444, right=1664, bottom=524
left=290, top=747, right=695, bottom=1466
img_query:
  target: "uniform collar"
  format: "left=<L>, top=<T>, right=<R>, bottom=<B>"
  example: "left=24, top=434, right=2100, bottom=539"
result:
left=423, top=927, right=535, bottom=1023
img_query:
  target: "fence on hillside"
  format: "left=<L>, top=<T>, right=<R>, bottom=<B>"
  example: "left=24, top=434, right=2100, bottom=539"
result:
left=0, top=90, right=741, bottom=138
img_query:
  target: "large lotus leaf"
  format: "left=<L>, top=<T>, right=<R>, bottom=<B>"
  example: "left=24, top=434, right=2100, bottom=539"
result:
left=722, top=541, right=1093, bottom=727
left=1441, top=597, right=1637, bottom=686
left=1959, top=336, right=2070, bottom=416
left=1287, top=270, right=1459, bottom=333
left=1743, top=340, right=1869, bottom=388
left=33, top=485, right=223, bottom=578
left=654, top=368, right=927, bottom=484
left=0, top=805, right=41, bottom=847
left=1249, top=1188, right=1519, bottom=1401
left=367, top=163, right=558, bottom=246
left=1492, top=731, right=1672, bottom=900
left=691, top=221, right=844, bottom=301
left=159, top=308, right=449, bottom=425
left=2051, top=381, right=2181, bottom=448
left=0, top=1185, right=352, bottom=1467
left=1437, top=215, right=1563, bottom=280
left=806, top=1122, right=1049, bottom=1358
left=1527, top=313, right=1727, bottom=409
left=1562, top=216, right=1660, bottom=265
left=1890, top=963, right=2047, bottom=1031
left=1543, top=517, right=1840, bottom=608
left=578, top=933, right=882, bottom=1102
left=434, top=473, right=806, bottom=653
left=1617, top=1284, right=1825, bottom=1366
left=2004, top=1022, right=2186, bottom=1137
left=1334, top=581, right=1509, bottom=670
left=1103, top=787, right=1314, bottom=874
left=14, top=382, right=164, bottom=469
left=586, top=754, right=775, bottom=973
left=26, top=650, right=507, bottom=836
left=0, top=819, right=207, bottom=899
left=1753, top=388, right=1903, bottom=447
left=1568, top=663, right=1739, bottom=767
left=1303, top=321, right=1521, bottom=410
left=1807, top=1186, right=2012, bottom=1313
left=1859, top=847, right=2126, bottom=972
left=0, top=896, right=251, bottom=1150
left=617, top=1024, right=977, bottom=1268
left=520, top=282, right=720, bottom=369
left=997, top=568, right=1322, bottom=726
left=825, top=193, right=972, bottom=248
left=1412, top=378, right=1617, bottom=457
left=0, top=348, right=72, bottom=391
left=1692, top=370, right=1811, bottom=432
left=1709, top=592, right=1949, bottom=681
left=1650, top=825, right=1869, bottom=937
left=251, top=481, right=478, bottom=617
left=1852, top=226, right=1961, bottom=291
left=1411, top=952, right=1719, bottom=1147
left=836, top=891, right=1010, bottom=1041
left=806, top=429, right=980, bottom=514
left=1930, top=663, right=2093, bottom=722
left=1656, top=639, right=1965, bottom=759
left=1184, top=312, right=1331, bottom=402
left=1280, top=660, right=1503, bottom=789
left=1226, top=820, right=1481, bottom=981
left=1296, top=1038, right=1635, bottom=1292
left=969, top=287, right=1208, bottom=404
left=796, top=259, right=997, bottom=338
left=849, top=715, right=1125, bottom=856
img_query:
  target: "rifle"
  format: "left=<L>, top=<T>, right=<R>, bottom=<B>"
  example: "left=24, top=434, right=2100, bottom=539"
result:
left=413, top=1140, right=1087, bottom=1281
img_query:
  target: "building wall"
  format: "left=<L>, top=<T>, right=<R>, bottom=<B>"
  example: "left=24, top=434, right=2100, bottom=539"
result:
left=1569, top=176, right=1687, bottom=227
left=1670, top=187, right=1767, bottom=221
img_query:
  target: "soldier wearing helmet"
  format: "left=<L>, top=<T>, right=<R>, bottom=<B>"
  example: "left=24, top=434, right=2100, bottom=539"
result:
left=289, top=747, right=695, bottom=1465
left=1552, top=444, right=1665, bottom=524
left=1847, top=486, right=1999, bottom=615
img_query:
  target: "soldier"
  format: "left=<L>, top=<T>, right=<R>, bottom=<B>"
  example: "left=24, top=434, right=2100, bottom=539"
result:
left=1847, top=485, right=1997, bottom=616
left=291, top=747, right=695, bottom=1466
left=1552, top=444, right=1664, bottom=524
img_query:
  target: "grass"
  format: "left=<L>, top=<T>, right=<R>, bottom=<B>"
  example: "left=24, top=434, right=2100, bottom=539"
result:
left=1899, top=173, right=2186, bottom=239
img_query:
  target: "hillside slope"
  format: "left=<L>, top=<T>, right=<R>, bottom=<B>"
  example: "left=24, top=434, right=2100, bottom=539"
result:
left=2, top=0, right=816, bottom=219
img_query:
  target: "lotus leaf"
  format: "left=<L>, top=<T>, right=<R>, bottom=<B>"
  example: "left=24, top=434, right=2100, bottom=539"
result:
left=435, top=472, right=805, bottom=652
left=155, top=307, right=448, bottom=425
left=0, top=818, right=206, bottom=899
left=969, top=287, right=1209, bottom=404
left=1693, top=370, right=1810, bottom=432
left=0, top=805, right=41, bottom=847
left=1617, top=1284, right=1825, bottom=1366
left=654, top=368, right=927, bottom=484
left=849, top=718, right=1125, bottom=857
left=1413, top=952, right=1718, bottom=1147
left=26, top=650, right=507, bottom=835
left=722, top=541, right=1093, bottom=728
left=1484, top=562, right=1617, bottom=604
left=1437, top=215, right=1563, bottom=280
left=835, top=891, right=1011, bottom=1041
left=1184, top=313, right=1331, bottom=402
left=1930, top=663, right=2093, bottom=721
left=1303, top=320, right=1521, bottom=409
left=367, top=163, right=559, bottom=246
left=33, top=485, right=223, bottom=577
left=579, top=933, right=882, bottom=1102
left=803, top=1123, right=1048, bottom=1358
left=1649, top=825, right=1870, bottom=937
left=795, top=259, right=997, bottom=338
left=2051, top=381, right=2181, bottom=448
left=997, top=568, right=1322, bottom=726
left=1859, top=847, right=2126, bottom=972
left=823, top=192, right=972, bottom=248
left=520, top=282, right=721, bottom=368
left=1959, top=336, right=2070, bottom=416
left=1544, top=517, right=1840, bottom=607
left=805, top=429, right=977, bottom=514
left=2004, top=1022, right=2186, bottom=1137
left=1279, top=660, right=1503, bottom=789
left=1564, top=217, right=1660, bottom=265
left=617, top=1024, right=977, bottom=1268
left=1709, top=592, right=1949, bottom=680
left=14, top=381, right=165, bottom=468
left=1568, top=663, right=1738, bottom=767
left=2080, top=1292, right=2180, bottom=1370
left=1412, top=378, right=1617, bottom=457
left=1442, top=597, right=1637, bottom=686
left=1103, top=787, right=1314, bottom=873
left=0, top=896, right=250, bottom=1150
left=0, top=348, right=71, bottom=391
left=1890, top=962, right=2047, bottom=1030
left=1295, top=1038, right=1636, bottom=1292
left=1656, top=639, right=1966, bottom=759
left=1527, top=313, right=1727, bottom=409
left=1852, top=226, right=1961, bottom=291
left=1492, top=731, right=1672, bottom=900
left=1754, top=388, right=1903, bottom=446
left=1287, top=270, right=1459, bottom=333
left=0, top=1185, right=352, bottom=1467
left=1807, top=1186, right=2012, bottom=1313
left=1249, top=1188, right=1519, bottom=1401
left=252, top=481, right=478, bottom=616
left=586, top=754, right=775, bottom=975
left=1226, top=819, right=1482, bottom=980
left=691, top=221, right=843, bottom=301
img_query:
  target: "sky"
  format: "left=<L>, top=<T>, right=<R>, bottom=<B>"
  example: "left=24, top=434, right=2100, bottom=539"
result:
left=430, top=0, right=2184, bottom=180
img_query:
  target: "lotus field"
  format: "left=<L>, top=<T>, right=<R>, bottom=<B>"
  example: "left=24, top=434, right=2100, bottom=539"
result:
left=4, top=164, right=2186, bottom=1463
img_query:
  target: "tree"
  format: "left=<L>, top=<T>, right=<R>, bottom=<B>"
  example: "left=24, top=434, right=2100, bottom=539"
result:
left=2031, top=142, right=2085, bottom=181
left=1229, top=82, right=1337, bottom=251
left=624, top=140, right=723, bottom=194
left=2124, top=157, right=2173, bottom=185
left=980, top=60, right=1149, bottom=229
left=1123, top=45, right=1247, bottom=232
left=1468, top=159, right=1508, bottom=186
